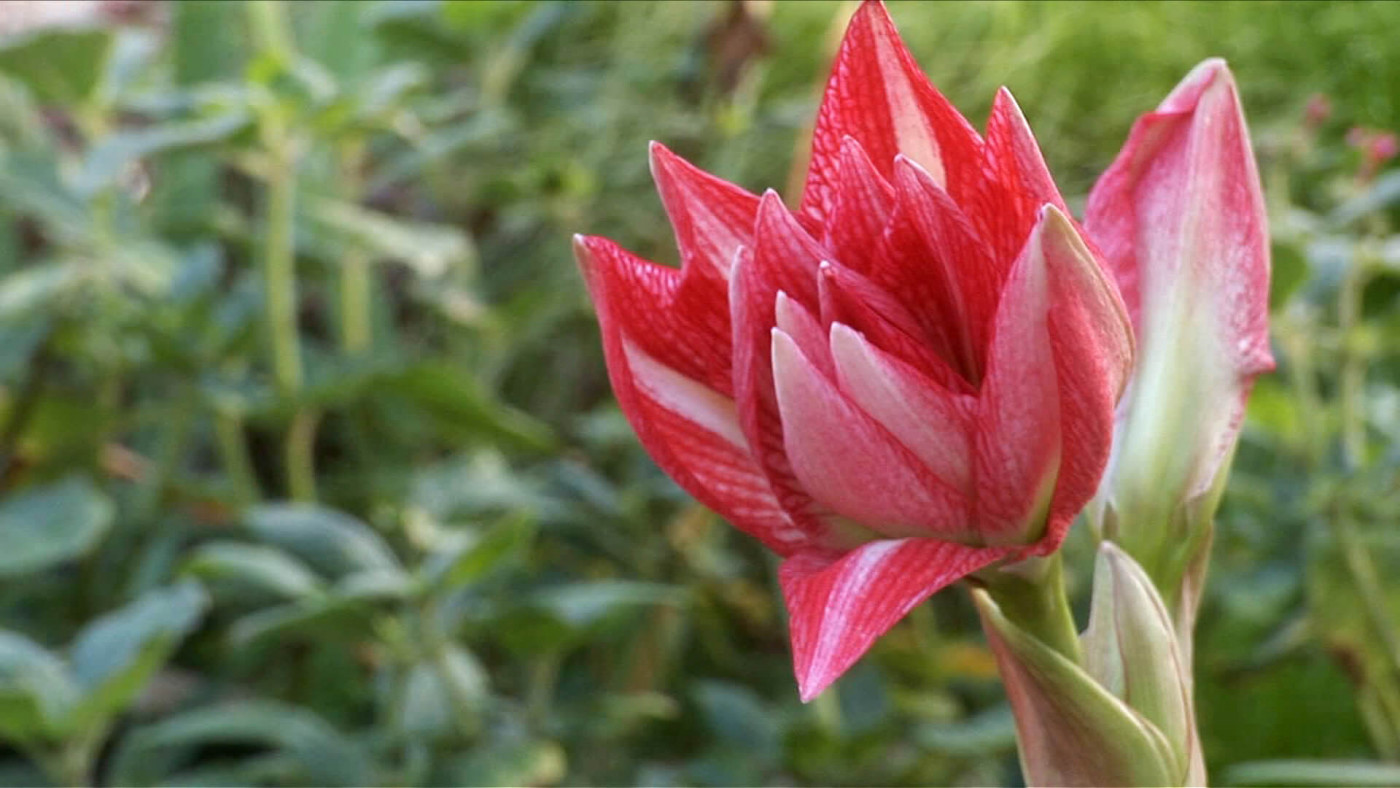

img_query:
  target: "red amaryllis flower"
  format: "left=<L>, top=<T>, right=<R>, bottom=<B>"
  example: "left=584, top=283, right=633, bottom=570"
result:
left=574, top=0, right=1133, bottom=700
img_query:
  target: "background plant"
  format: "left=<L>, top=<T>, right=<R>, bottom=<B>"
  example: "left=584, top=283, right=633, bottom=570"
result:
left=0, top=1, right=1396, bottom=785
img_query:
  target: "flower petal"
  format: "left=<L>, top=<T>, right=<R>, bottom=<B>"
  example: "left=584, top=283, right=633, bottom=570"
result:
left=730, top=196, right=838, bottom=542
left=829, top=323, right=976, bottom=493
left=776, top=290, right=835, bottom=379
left=817, top=257, right=972, bottom=395
left=1039, top=206, right=1135, bottom=541
left=650, top=141, right=762, bottom=281
left=781, top=539, right=1012, bottom=700
left=972, top=212, right=1063, bottom=546
left=773, top=329, right=973, bottom=540
left=823, top=136, right=895, bottom=274
left=576, top=235, right=807, bottom=553
left=971, top=88, right=1070, bottom=267
left=801, top=0, right=981, bottom=223
left=1085, top=58, right=1272, bottom=506
left=891, top=156, right=1003, bottom=380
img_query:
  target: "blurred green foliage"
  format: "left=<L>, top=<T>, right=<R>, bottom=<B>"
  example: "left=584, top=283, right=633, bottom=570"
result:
left=0, top=0, right=1397, bottom=785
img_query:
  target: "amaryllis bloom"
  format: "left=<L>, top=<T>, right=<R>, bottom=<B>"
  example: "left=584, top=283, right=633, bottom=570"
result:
left=575, top=0, right=1133, bottom=700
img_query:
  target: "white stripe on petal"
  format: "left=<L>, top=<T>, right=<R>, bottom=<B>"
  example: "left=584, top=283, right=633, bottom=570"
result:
left=624, top=338, right=747, bottom=449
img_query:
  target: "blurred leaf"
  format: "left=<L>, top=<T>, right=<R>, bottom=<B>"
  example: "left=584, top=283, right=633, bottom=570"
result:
left=693, top=681, right=780, bottom=764
left=77, top=111, right=250, bottom=196
left=383, top=362, right=556, bottom=452
left=109, top=700, right=371, bottom=787
left=0, top=27, right=112, bottom=105
left=244, top=503, right=403, bottom=579
left=0, top=320, right=47, bottom=381
left=916, top=704, right=1018, bottom=757
left=531, top=580, right=686, bottom=630
left=306, top=198, right=474, bottom=278
left=1224, top=759, right=1400, bottom=786
left=0, top=476, right=113, bottom=578
left=1330, top=171, right=1400, bottom=227
left=0, top=150, right=90, bottom=241
left=445, top=738, right=567, bottom=787
left=422, top=513, right=536, bottom=590
left=0, top=631, right=78, bottom=743
left=398, top=644, right=489, bottom=741
left=227, top=571, right=406, bottom=648
left=68, top=581, right=209, bottom=730
left=182, top=542, right=324, bottom=602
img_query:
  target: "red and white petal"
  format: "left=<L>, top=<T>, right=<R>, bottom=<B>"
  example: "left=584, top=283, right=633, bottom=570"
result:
left=801, top=0, right=982, bottom=223
left=823, top=136, right=895, bottom=274
left=1085, top=59, right=1272, bottom=502
left=971, top=89, right=1070, bottom=267
left=576, top=235, right=808, bottom=553
left=891, top=156, right=1003, bottom=379
left=780, top=538, right=1013, bottom=700
left=775, top=290, right=835, bottom=379
left=650, top=141, right=761, bottom=281
left=817, top=258, right=972, bottom=396
left=574, top=234, right=733, bottom=396
left=829, top=323, right=976, bottom=493
left=972, top=213, right=1063, bottom=546
left=1039, top=206, right=1134, bottom=549
left=731, top=207, right=836, bottom=543
left=772, top=329, right=974, bottom=540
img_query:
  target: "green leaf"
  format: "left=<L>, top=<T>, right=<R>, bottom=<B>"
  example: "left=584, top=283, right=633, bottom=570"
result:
left=0, top=261, right=85, bottom=319
left=182, top=541, right=324, bottom=602
left=227, top=572, right=407, bottom=648
left=1224, top=759, right=1400, bottom=787
left=0, top=631, right=79, bottom=743
left=0, top=476, right=113, bottom=578
left=244, top=503, right=403, bottom=578
left=382, top=362, right=556, bottom=453
left=422, top=513, right=536, bottom=590
left=1081, top=543, right=1197, bottom=780
left=445, top=739, right=566, bottom=787
left=109, top=700, right=372, bottom=787
left=972, top=588, right=1177, bottom=787
left=67, top=581, right=209, bottom=730
left=397, top=647, right=490, bottom=742
left=530, top=581, right=686, bottom=630
left=77, top=111, right=250, bottom=196
left=0, top=27, right=113, bottom=105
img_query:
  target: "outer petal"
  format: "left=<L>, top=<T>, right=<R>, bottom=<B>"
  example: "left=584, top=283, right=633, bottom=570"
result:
left=1085, top=58, right=1272, bottom=508
left=650, top=141, right=761, bottom=281
left=730, top=194, right=835, bottom=542
left=1040, top=206, right=1135, bottom=544
left=773, top=330, right=972, bottom=541
left=801, top=0, right=982, bottom=223
left=576, top=236, right=807, bottom=553
left=973, top=211, right=1062, bottom=546
left=781, top=539, right=1012, bottom=701
left=971, top=89, right=1071, bottom=268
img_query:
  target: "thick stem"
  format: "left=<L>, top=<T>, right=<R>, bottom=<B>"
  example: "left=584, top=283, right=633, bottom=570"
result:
left=978, top=552, right=1081, bottom=665
left=285, top=408, right=320, bottom=503
left=338, top=143, right=373, bottom=355
left=260, top=129, right=302, bottom=397
left=214, top=410, right=260, bottom=506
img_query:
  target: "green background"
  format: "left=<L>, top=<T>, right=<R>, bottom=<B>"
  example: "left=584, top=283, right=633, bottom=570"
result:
left=0, top=1, right=1397, bottom=785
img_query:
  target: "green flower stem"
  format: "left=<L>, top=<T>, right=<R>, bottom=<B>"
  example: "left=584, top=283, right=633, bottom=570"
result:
left=286, top=408, right=320, bottom=503
left=338, top=142, right=373, bottom=355
left=978, top=552, right=1081, bottom=665
left=214, top=409, right=260, bottom=506
left=260, top=120, right=302, bottom=397
left=249, top=1, right=318, bottom=501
